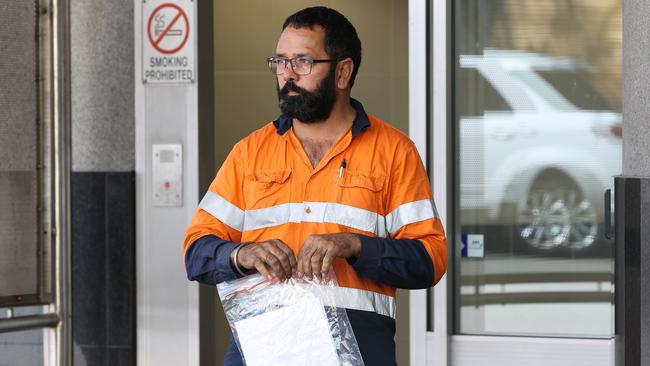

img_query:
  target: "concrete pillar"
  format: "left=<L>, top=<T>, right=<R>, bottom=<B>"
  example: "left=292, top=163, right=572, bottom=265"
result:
left=69, top=0, right=136, bottom=364
left=615, top=1, right=650, bottom=365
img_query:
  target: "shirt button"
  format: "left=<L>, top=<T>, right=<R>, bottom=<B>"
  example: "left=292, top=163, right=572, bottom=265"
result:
left=305, top=207, right=311, bottom=214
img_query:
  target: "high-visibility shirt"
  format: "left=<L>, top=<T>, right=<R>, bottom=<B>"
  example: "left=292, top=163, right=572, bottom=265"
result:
left=184, top=99, right=447, bottom=363
left=184, top=97, right=447, bottom=311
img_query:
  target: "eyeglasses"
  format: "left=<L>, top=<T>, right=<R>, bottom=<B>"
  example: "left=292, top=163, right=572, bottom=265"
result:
left=267, top=56, right=335, bottom=76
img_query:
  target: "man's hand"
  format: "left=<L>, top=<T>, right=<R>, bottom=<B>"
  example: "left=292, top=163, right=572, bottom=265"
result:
left=297, top=233, right=361, bottom=279
left=232, top=239, right=297, bottom=280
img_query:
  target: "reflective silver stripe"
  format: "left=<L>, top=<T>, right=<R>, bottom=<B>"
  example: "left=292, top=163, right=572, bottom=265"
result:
left=269, top=284, right=396, bottom=319
left=198, top=191, right=245, bottom=231
left=385, top=199, right=437, bottom=236
left=199, top=195, right=438, bottom=237
left=323, top=286, right=395, bottom=318
left=244, top=201, right=387, bottom=236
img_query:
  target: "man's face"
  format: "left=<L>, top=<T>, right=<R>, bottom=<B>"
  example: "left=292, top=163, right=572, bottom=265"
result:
left=274, top=26, right=337, bottom=123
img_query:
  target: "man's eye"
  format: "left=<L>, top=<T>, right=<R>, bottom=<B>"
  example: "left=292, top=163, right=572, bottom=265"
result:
left=273, top=58, right=287, bottom=65
left=296, top=58, right=312, bottom=65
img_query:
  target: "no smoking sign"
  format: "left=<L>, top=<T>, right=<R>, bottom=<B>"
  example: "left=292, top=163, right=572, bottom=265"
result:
left=143, top=1, right=195, bottom=83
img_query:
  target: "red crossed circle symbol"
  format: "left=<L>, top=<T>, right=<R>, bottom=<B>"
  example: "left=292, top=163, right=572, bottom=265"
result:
left=147, top=3, right=190, bottom=55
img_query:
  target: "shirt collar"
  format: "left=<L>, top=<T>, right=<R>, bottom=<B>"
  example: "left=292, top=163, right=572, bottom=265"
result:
left=273, top=98, right=371, bottom=138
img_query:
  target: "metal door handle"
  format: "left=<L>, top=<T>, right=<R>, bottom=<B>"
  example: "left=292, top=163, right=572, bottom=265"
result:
left=604, top=188, right=613, bottom=240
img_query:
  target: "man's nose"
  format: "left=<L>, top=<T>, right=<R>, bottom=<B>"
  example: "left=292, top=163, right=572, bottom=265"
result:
left=282, top=63, right=298, bottom=82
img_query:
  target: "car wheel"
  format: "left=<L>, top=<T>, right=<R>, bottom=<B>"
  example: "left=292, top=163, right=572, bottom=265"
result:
left=565, top=194, right=598, bottom=249
left=516, top=190, right=571, bottom=249
left=515, top=172, right=597, bottom=250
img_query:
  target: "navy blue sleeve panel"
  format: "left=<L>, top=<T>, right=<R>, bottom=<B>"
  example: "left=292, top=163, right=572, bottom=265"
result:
left=184, top=235, right=243, bottom=285
left=349, top=234, right=435, bottom=289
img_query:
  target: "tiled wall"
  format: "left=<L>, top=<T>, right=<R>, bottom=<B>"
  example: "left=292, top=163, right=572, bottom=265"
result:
left=71, top=172, right=135, bottom=366
left=614, top=177, right=650, bottom=366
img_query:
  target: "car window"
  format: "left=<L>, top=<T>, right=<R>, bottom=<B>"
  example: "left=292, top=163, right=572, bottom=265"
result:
left=535, top=69, right=612, bottom=111
left=458, top=67, right=512, bottom=117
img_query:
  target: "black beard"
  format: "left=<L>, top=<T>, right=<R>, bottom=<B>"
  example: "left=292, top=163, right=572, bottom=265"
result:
left=276, top=67, right=337, bottom=123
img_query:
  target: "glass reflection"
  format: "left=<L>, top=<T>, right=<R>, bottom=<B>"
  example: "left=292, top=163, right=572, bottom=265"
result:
left=454, top=0, right=621, bottom=337
left=0, top=306, right=46, bottom=366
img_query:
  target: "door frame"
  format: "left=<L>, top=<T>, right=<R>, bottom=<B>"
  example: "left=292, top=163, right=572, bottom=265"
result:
left=407, top=0, right=431, bottom=362
left=408, top=0, right=449, bottom=364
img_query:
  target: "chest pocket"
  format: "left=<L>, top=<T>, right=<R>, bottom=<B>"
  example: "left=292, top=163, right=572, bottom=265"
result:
left=243, top=169, right=291, bottom=209
left=336, top=170, right=385, bottom=214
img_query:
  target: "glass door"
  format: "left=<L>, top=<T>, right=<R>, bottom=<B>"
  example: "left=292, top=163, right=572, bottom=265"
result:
left=447, top=0, right=621, bottom=364
left=1, top=0, right=67, bottom=364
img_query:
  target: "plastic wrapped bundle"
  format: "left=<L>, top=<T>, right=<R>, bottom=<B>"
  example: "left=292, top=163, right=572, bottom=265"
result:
left=217, top=272, right=365, bottom=366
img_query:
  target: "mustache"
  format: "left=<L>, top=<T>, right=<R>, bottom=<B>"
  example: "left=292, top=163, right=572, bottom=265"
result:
left=280, top=81, right=309, bottom=96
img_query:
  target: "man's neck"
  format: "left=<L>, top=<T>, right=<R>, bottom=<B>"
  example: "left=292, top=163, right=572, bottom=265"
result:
left=291, top=97, right=356, bottom=142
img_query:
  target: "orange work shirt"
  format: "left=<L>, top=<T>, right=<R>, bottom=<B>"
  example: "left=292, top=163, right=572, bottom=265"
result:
left=184, top=99, right=447, bottom=318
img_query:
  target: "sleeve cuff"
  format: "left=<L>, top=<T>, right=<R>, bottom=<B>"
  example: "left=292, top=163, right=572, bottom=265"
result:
left=216, top=241, right=242, bottom=278
left=348, top=233, right=383, bottom=272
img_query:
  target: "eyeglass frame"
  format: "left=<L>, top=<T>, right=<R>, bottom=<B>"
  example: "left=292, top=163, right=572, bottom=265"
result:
left=266, top=56, right=337, bottom=76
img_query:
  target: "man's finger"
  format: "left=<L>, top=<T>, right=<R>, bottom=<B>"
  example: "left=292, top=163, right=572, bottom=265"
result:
left=297, top=238, right=315, bottom=276
left=254, top=258, right=272, bottom=279
left=261, top=252, right=285, bottom=279
left=279, top=242, right=298, bottom=272
left=298, top=250, right=311, bottom=278
left=265, top=244, right=293, bottom=277
left=310, top=247, right=324, bottom=280
left=321, top=250, right=336, bottom=277
left=296, top=246, right=304, bottom=275
left=271, top=240, right=297, bottom=273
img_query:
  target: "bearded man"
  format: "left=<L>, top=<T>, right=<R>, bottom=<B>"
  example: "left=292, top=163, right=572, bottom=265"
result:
left=183, top=6, right=448, bottom=366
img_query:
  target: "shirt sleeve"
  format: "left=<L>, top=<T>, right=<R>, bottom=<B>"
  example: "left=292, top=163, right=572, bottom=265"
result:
left=185, top=235, right=243, bottom=284
left=183, top=142, right=247, bottom=285
left=349, top=140, right=448, bottom=288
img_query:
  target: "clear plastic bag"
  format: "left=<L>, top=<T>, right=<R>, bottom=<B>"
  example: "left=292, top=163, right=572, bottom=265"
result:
left=217, top=272, right=365, bottom=366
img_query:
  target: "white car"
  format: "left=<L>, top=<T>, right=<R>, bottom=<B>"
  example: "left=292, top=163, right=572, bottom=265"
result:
left=458, top=50, right=622, bottom=250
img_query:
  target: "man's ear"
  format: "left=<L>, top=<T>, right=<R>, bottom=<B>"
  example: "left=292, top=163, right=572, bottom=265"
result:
left=336, top=58, right=354, bottom=89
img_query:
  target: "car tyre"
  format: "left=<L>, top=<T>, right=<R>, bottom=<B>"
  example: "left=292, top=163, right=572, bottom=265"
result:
left=515, top=171, right=597, bottom=250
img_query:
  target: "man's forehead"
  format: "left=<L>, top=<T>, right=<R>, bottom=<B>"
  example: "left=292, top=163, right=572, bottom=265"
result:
left=274, top=25, right=326, bottom=56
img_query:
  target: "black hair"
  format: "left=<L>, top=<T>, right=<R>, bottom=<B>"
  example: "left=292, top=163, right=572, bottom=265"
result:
left=282, top=6, right=362, bottom=87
